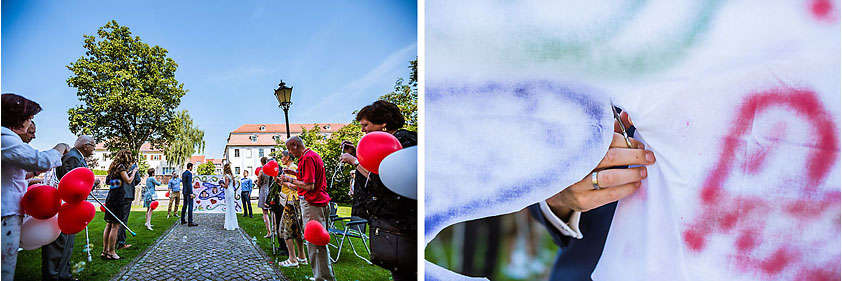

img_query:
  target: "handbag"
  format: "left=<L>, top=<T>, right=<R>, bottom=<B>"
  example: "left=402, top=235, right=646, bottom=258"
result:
left=369, top=219, right=416, bottom=273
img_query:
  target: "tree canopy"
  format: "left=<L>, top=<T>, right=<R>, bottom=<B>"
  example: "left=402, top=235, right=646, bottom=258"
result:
left=196, top=162, right=216, bottom=175
left=66, top=20, right=186, bottom=157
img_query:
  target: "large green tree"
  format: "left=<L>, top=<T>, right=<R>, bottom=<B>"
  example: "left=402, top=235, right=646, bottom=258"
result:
left=66, top=20, right=186, bottom=157
left=163, top=110, right=205, bottom=169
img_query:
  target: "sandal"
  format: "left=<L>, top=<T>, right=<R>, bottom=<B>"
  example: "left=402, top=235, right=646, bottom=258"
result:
left=100, top=252, right=107, bottom=259
left=298, top=257, right=308, bottom=265
left=280, top=259, right=298, bottom=267
left=106, top=254, right=123, bottom=260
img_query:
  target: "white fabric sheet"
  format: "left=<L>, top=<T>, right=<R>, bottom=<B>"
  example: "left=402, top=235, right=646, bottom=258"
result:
left=425, top=0, right=841, bottom=280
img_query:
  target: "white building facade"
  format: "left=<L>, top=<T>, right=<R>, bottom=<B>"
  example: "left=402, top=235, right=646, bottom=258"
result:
left=224, top=123, right=345, bottom=176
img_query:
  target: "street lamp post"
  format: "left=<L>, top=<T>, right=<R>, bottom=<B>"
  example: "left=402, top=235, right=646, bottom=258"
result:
left=273, top=80, right=293, bottom=139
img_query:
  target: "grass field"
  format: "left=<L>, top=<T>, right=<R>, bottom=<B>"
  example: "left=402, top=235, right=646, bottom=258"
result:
left=13, top=210, right=173, bottom=281
left=238, top=204, right=393, bottom=281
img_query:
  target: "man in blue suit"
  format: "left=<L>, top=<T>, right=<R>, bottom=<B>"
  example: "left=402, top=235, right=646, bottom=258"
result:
left=181, top=163, right=198, bottom=226
left=529, top=115, right=652, bottom=280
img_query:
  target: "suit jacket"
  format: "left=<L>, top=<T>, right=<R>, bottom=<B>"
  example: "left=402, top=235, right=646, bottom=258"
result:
left=529, top=126, right=635, bottom=281
left=181, top=170, right=193, bottom=195
left=56, top=148, right=87, bottom=180
left=528, top=202, right=616, bottom=281
left=124, top=164, right=140, bottom=199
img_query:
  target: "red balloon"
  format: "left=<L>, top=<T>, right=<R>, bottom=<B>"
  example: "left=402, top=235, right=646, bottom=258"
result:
left=303, top=220, right=330, bottom=246
left=165, top=191, right=170, bottom=198
left=58, top=167, right=94, bottom=203
left=99, top=205, right=106, bottom=213
left=255, top=167, right=262, bottom=176
left=57, top=201, right=95, bottom=234
left=21, top=185, right=62, bottom=219
left=263, top=160, right=280, bottom=177
left=357, top=131, right=402, bottom=174
left=150, top=201, right=159, bottom=210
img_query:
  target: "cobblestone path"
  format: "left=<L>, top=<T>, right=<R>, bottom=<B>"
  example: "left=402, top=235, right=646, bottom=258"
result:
left=112, top=213, right=284, bottom=281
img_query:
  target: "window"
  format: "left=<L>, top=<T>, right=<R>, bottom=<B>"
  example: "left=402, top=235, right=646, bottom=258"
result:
left=273, top=135, right=280, bottom=141
left=324, top=125, right=331, bottom=130
left=234, top=149, right=240, bottom=157
left=247, top=166, right=253, bottom=174
left=270, top=148, right=276, bottom=155
left=250, top=135, right=258, bottom=142
left=259, top=148, right=264, bottom=157
left=235, top=167, right=240, bottom=175
left=246, top=149, right=252, bottom=157
left=259, top=125, right=266, bottom=131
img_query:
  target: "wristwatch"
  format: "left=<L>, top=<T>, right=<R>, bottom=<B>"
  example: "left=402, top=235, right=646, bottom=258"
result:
left=353, top=159, right=359, bottom=166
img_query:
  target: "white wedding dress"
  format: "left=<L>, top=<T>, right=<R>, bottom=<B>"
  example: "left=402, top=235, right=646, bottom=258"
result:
left=223, top=174, right=239, bottom=230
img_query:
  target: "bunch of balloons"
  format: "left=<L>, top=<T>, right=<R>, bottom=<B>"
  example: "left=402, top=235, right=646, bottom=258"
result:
left=19, top=168, right=97, bottom=250
left=356, top=132, right=417, bottom=199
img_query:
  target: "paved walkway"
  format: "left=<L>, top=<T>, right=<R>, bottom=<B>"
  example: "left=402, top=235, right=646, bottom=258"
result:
left=111, top=213, right=285, bottom=281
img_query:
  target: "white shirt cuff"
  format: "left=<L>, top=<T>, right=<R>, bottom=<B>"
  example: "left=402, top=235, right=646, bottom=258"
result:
left=539, top=200, right=583, bottom=239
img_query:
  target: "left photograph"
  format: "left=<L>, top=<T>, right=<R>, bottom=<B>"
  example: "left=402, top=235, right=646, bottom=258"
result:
left=1, top=1, right=417, bottom=281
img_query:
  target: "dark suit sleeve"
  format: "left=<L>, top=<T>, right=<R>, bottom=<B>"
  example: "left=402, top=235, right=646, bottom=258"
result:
left=527, top=203, right=572, bottom=248
left=57, top=155, right=83, bottom=180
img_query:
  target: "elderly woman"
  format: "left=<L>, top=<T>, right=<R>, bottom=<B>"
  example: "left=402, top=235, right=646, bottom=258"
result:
left=1, top=94, right=69, bottom=278
left=339, top=100, right=417, bottom=281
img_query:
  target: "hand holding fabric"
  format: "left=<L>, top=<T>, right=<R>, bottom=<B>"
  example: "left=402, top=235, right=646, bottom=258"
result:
left=547, top=113, right=654, bottom=220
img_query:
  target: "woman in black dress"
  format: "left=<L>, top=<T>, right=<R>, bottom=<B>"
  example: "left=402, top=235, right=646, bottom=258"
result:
left=102, top=149, right=137, bottom=260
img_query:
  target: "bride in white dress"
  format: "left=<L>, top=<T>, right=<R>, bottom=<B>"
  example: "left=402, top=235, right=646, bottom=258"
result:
left=222, top=164, right=239, bottom=230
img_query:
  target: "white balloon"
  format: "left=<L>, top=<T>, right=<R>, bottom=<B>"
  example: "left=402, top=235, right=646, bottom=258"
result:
left=378, top=146, right=417, bottom=200
left=20, top=215, right=61, bottom=250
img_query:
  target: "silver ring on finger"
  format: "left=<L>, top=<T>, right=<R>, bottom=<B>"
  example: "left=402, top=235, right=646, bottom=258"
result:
left=591, top=171, right=600, bottom=190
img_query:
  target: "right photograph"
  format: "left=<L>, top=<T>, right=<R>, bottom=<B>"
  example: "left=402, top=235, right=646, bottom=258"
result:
left=423, top=1, right=840, bottom=281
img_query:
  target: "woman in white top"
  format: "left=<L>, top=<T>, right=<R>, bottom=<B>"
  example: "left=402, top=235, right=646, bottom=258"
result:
left=222, top=163, right=239, bottom=230
left=1, top=94, right=69, bottom=279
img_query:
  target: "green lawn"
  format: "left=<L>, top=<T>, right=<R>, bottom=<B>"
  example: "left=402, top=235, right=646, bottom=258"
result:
left=238, top=204, right=392, bottom=281
left=424, top=215, right=559, bottom=281
left=13, top=210, right=173, bottom=281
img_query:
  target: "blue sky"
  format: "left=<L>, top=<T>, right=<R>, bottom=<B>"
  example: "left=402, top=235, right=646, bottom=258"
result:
left=2, top=0, right=417, bottom=158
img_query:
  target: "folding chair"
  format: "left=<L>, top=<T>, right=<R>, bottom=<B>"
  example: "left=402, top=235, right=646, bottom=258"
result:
left=327, top=202, right=372, bottom=264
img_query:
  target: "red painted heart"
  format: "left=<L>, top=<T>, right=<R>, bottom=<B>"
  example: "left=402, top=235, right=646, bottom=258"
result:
left=682, top=88, right=840, bottom=279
